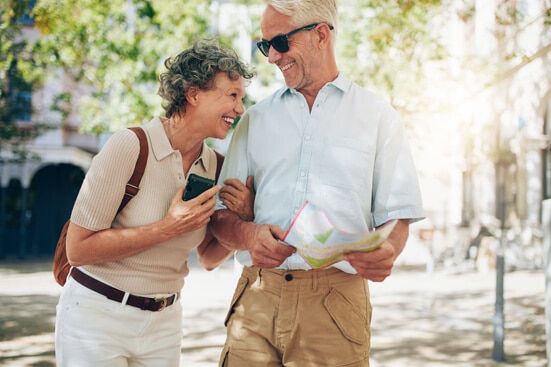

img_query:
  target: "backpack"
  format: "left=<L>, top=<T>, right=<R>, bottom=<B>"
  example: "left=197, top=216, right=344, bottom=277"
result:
left=53, top=127, right=149, bottom=286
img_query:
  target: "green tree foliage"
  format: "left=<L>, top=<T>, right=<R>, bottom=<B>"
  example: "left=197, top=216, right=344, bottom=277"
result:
left=0, top=0, right=51, bottom=163
left=28, top=0, right=445, bottom=134
left=337, top=0, right=446, bottom=115
left=32, top=0, right=218, bottom=134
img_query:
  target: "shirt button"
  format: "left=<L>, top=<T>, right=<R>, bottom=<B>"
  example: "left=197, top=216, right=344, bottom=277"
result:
left=285, top=274, right=293, bottom=281
left=300, top=171, right=306, bottom=177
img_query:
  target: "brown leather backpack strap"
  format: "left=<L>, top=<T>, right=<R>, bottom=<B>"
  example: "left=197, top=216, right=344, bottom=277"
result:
left=117, top=127, right=149, bottom=213
left=54, top=127, right=149, bottom=287
left=214, top=150, right=224, bottom=182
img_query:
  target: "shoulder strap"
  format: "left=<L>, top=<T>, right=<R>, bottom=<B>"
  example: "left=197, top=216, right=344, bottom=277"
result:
left=214, top=150, right=224, bottom=182
left=117, top=127, right=149, bottom=213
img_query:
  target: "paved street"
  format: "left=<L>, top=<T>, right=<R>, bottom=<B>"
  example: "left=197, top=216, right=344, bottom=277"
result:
left=0, top=257, right=546, bottom=367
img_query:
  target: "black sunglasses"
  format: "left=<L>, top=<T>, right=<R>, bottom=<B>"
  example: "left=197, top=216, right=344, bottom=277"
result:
left=256, top=23, right=334, bottom=57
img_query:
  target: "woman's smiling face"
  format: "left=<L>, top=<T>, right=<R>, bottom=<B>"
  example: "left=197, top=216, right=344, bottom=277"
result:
left=196, top=72, right=246, bottom=140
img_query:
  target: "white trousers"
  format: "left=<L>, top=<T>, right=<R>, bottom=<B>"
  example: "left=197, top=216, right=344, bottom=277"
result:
left=55, top=276, right=183, bottom=367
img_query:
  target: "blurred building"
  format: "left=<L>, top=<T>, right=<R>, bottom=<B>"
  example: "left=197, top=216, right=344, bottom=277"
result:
left=412, top=0, right=550, bottom=268
left=457, top=0, right=550, bottom=251
left=0, top=12, right=98, bottom=258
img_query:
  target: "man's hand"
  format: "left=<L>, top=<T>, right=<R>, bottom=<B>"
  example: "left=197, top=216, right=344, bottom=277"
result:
left=343, top=242, right=397, bottom=282
left=343, top=219, right=410, bottom=282
left=210, top=209, right=296, bottom=269
left=246, top=223, right=296, bottom=268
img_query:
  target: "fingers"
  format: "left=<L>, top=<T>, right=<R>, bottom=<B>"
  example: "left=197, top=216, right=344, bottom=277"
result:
left=223, top=178, right=246, bottom=190
left=345, top=259, right=393, bottom=282
left=250, top=243, right=293, bottom=268
left=270, top=226, right=288, bottom=242
left=220, top=181, right=240, bottom=204
left=171, top=185, right=187, bottom=205
left=343, top=244, right=396, bottom=282
left=248, top=225, right=295, bottom=268
left=220, top=177, right=255, bottom=221
left=191, top=185, right=220, bottom=204
left=245, top=175, right=254, bottom=190
left=169, top=185, right=218, bottom=224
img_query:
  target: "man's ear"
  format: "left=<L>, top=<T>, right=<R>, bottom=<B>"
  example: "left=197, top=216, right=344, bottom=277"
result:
left=316, top=23, right=332, bottom=49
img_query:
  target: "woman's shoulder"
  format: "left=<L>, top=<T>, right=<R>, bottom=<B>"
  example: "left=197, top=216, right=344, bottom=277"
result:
left=96, top=128, right=141, bottom=162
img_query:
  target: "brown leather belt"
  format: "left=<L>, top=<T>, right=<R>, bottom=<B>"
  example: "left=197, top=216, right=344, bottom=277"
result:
left=71, top=267, right=177, bottom=312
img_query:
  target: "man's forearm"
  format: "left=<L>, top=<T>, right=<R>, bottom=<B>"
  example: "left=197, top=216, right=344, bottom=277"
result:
left=210, top=209, right=254, bottom=251
left=384, top=219, right=410, bottom=259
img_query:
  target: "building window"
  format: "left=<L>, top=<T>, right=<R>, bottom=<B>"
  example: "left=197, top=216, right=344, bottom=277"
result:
left=4, top=31, right=33, bottom=124
left=17, top=0, right=36, bottom=25
left=13, top=91, right=32, bottom=122
left=8, top=76, right=32, bottom=122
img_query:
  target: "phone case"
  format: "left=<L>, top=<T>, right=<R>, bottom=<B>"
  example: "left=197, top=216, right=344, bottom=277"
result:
left=183, top=174, right=215, bottom=201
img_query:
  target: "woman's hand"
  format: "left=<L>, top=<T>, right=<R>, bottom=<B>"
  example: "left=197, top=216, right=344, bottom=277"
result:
left=220, top=175, right=255, bottom=221
left=163, top=184, right=221, bottom=237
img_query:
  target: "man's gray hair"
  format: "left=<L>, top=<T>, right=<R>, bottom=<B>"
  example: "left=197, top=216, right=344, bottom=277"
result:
left=264, top=0, right=338, bottom=31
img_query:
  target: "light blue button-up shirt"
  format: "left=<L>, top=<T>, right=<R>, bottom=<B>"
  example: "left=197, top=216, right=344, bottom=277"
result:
left=216, top=73, right=425, bottom=273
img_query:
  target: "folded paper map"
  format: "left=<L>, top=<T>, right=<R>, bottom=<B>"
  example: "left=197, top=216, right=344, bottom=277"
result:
left=282, top=201, right=398, bottom=269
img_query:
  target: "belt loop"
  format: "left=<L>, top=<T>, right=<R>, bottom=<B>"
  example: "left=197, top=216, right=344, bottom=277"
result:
left=312, top=270, right=319, bottom=292
left=257, top=268, right=262, bottom=286
left=121, top=292, right=130, bottom=307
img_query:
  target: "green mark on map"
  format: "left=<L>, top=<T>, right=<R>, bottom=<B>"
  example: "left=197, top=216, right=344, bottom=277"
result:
left=314, top=229, right=333, bottom=243
left=304, top=253, right=342, bottom=268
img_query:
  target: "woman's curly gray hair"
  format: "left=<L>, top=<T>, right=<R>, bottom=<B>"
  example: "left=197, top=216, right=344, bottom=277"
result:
left=158, top=39, right=255, bottom=118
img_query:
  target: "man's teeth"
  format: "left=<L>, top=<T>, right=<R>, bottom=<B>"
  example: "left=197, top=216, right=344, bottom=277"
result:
left=223, top=117, right=234, bottom=124
left=281, top=62, right=294, bottom=71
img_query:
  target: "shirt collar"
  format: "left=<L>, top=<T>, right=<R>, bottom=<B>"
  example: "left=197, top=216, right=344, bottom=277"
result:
left=327, top=72, right=352, bottom=93
left=278, top=72, right=352, bottom=98
left=146, top=116, right=211, bottom=171
left=195, top=140, right=212, bottom=173
left=147, top=116, right=173, bottom=161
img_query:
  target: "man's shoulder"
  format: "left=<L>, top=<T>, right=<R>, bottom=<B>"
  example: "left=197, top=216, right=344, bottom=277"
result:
left=348, top=81, right=385, bottom=102
left=251, top=86, right=288, bottom=108
left=345, top=82, right=397, bottom=115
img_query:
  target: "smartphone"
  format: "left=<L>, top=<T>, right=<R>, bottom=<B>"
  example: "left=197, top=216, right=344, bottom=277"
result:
left=183, top=174, right=215, bottom=201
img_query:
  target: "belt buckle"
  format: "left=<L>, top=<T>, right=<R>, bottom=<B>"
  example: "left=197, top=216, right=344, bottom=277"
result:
left=154, top=297, right=167, bottom=312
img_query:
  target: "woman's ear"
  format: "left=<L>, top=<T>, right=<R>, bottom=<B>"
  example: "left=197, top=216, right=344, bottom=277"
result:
left=186, top=88, right=200, bottom=107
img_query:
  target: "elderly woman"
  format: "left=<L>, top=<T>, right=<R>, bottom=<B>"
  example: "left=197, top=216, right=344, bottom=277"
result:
left=55, top=39, right=255, bottom=367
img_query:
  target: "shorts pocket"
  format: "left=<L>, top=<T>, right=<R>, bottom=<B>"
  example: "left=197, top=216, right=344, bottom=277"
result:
left=218, top=344, right=230, bottom=367
left=223, top=276, right=249, bottom=326
left=323, top=288, right=368, bottom=345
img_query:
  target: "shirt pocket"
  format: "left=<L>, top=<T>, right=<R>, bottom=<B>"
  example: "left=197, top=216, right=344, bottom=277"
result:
left=320, top=136, right=373, bottom=191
